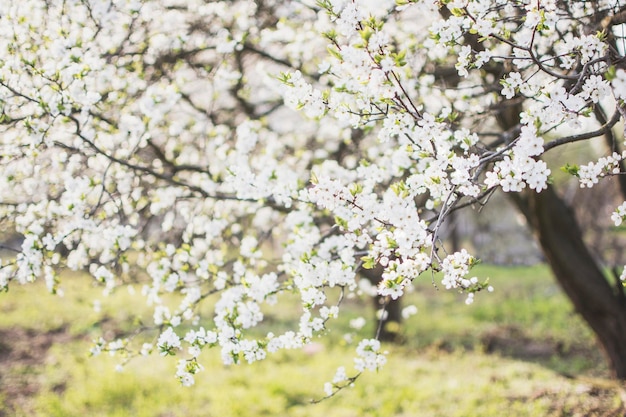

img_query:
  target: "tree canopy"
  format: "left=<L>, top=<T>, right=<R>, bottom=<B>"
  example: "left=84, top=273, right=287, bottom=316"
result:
left=1, top=0, right=626, bottom=391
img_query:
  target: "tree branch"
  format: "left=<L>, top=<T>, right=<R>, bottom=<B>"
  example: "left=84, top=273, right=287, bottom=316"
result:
left=544, top=109, right=621, bottom=152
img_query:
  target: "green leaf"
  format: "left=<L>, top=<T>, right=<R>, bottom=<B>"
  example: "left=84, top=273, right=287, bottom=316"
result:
left=560, top=163, right=580, bottom=177
left=606, top=65, right=617, bottom=82
left=450, top=8, right=464, bottom=17
left=327, top=45, right=343, bottom=61
left=349, top=183, right=363, bottom=196
left=361, top=256, right=376, bottom=269
left=335, top=216, right=348, bottom=230
left=360, top=27, right=373, bottom=42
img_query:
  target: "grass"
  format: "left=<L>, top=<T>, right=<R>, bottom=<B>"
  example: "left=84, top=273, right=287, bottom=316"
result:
left=403, top=264, right=600, bottom=374
left=1, top=264, right=625, bottom=416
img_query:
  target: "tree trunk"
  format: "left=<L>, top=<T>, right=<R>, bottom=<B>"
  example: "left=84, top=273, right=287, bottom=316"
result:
left=360, top=264, right=403, bottom=342
left=512, top=186, right=626, bottom=378
left=374, top=294, right=403, bottom=342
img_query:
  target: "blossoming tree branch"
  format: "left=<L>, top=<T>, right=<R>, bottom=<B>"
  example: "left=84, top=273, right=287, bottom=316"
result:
left=1, top=0, right=626, bottom=392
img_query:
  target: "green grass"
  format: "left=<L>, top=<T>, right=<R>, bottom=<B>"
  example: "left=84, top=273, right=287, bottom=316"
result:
left=402, top=264, right=600, bottom=373
left=1, top=264, right=625, bottom=416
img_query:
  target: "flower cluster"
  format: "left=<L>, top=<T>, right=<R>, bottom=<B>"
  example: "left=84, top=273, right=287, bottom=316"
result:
left=354, top=339, right=387, bottom=372
left=577, top=152, right=626, bottom=188
left=612, top=202, right=626, bottom=227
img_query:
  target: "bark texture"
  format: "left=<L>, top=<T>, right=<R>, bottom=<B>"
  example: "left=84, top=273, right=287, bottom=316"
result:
left=512, top=186, right=626, bottom=378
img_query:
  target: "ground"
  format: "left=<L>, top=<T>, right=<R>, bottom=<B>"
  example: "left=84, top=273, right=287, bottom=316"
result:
left=1, top=264, right=625, bottom=416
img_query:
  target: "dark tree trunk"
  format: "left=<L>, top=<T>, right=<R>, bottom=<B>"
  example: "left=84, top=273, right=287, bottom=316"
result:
left=374, top=294, right=403, bottom=342
left=360, top=264, right=403, bottom=342
left=511, top=186, right=626, bottom=379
